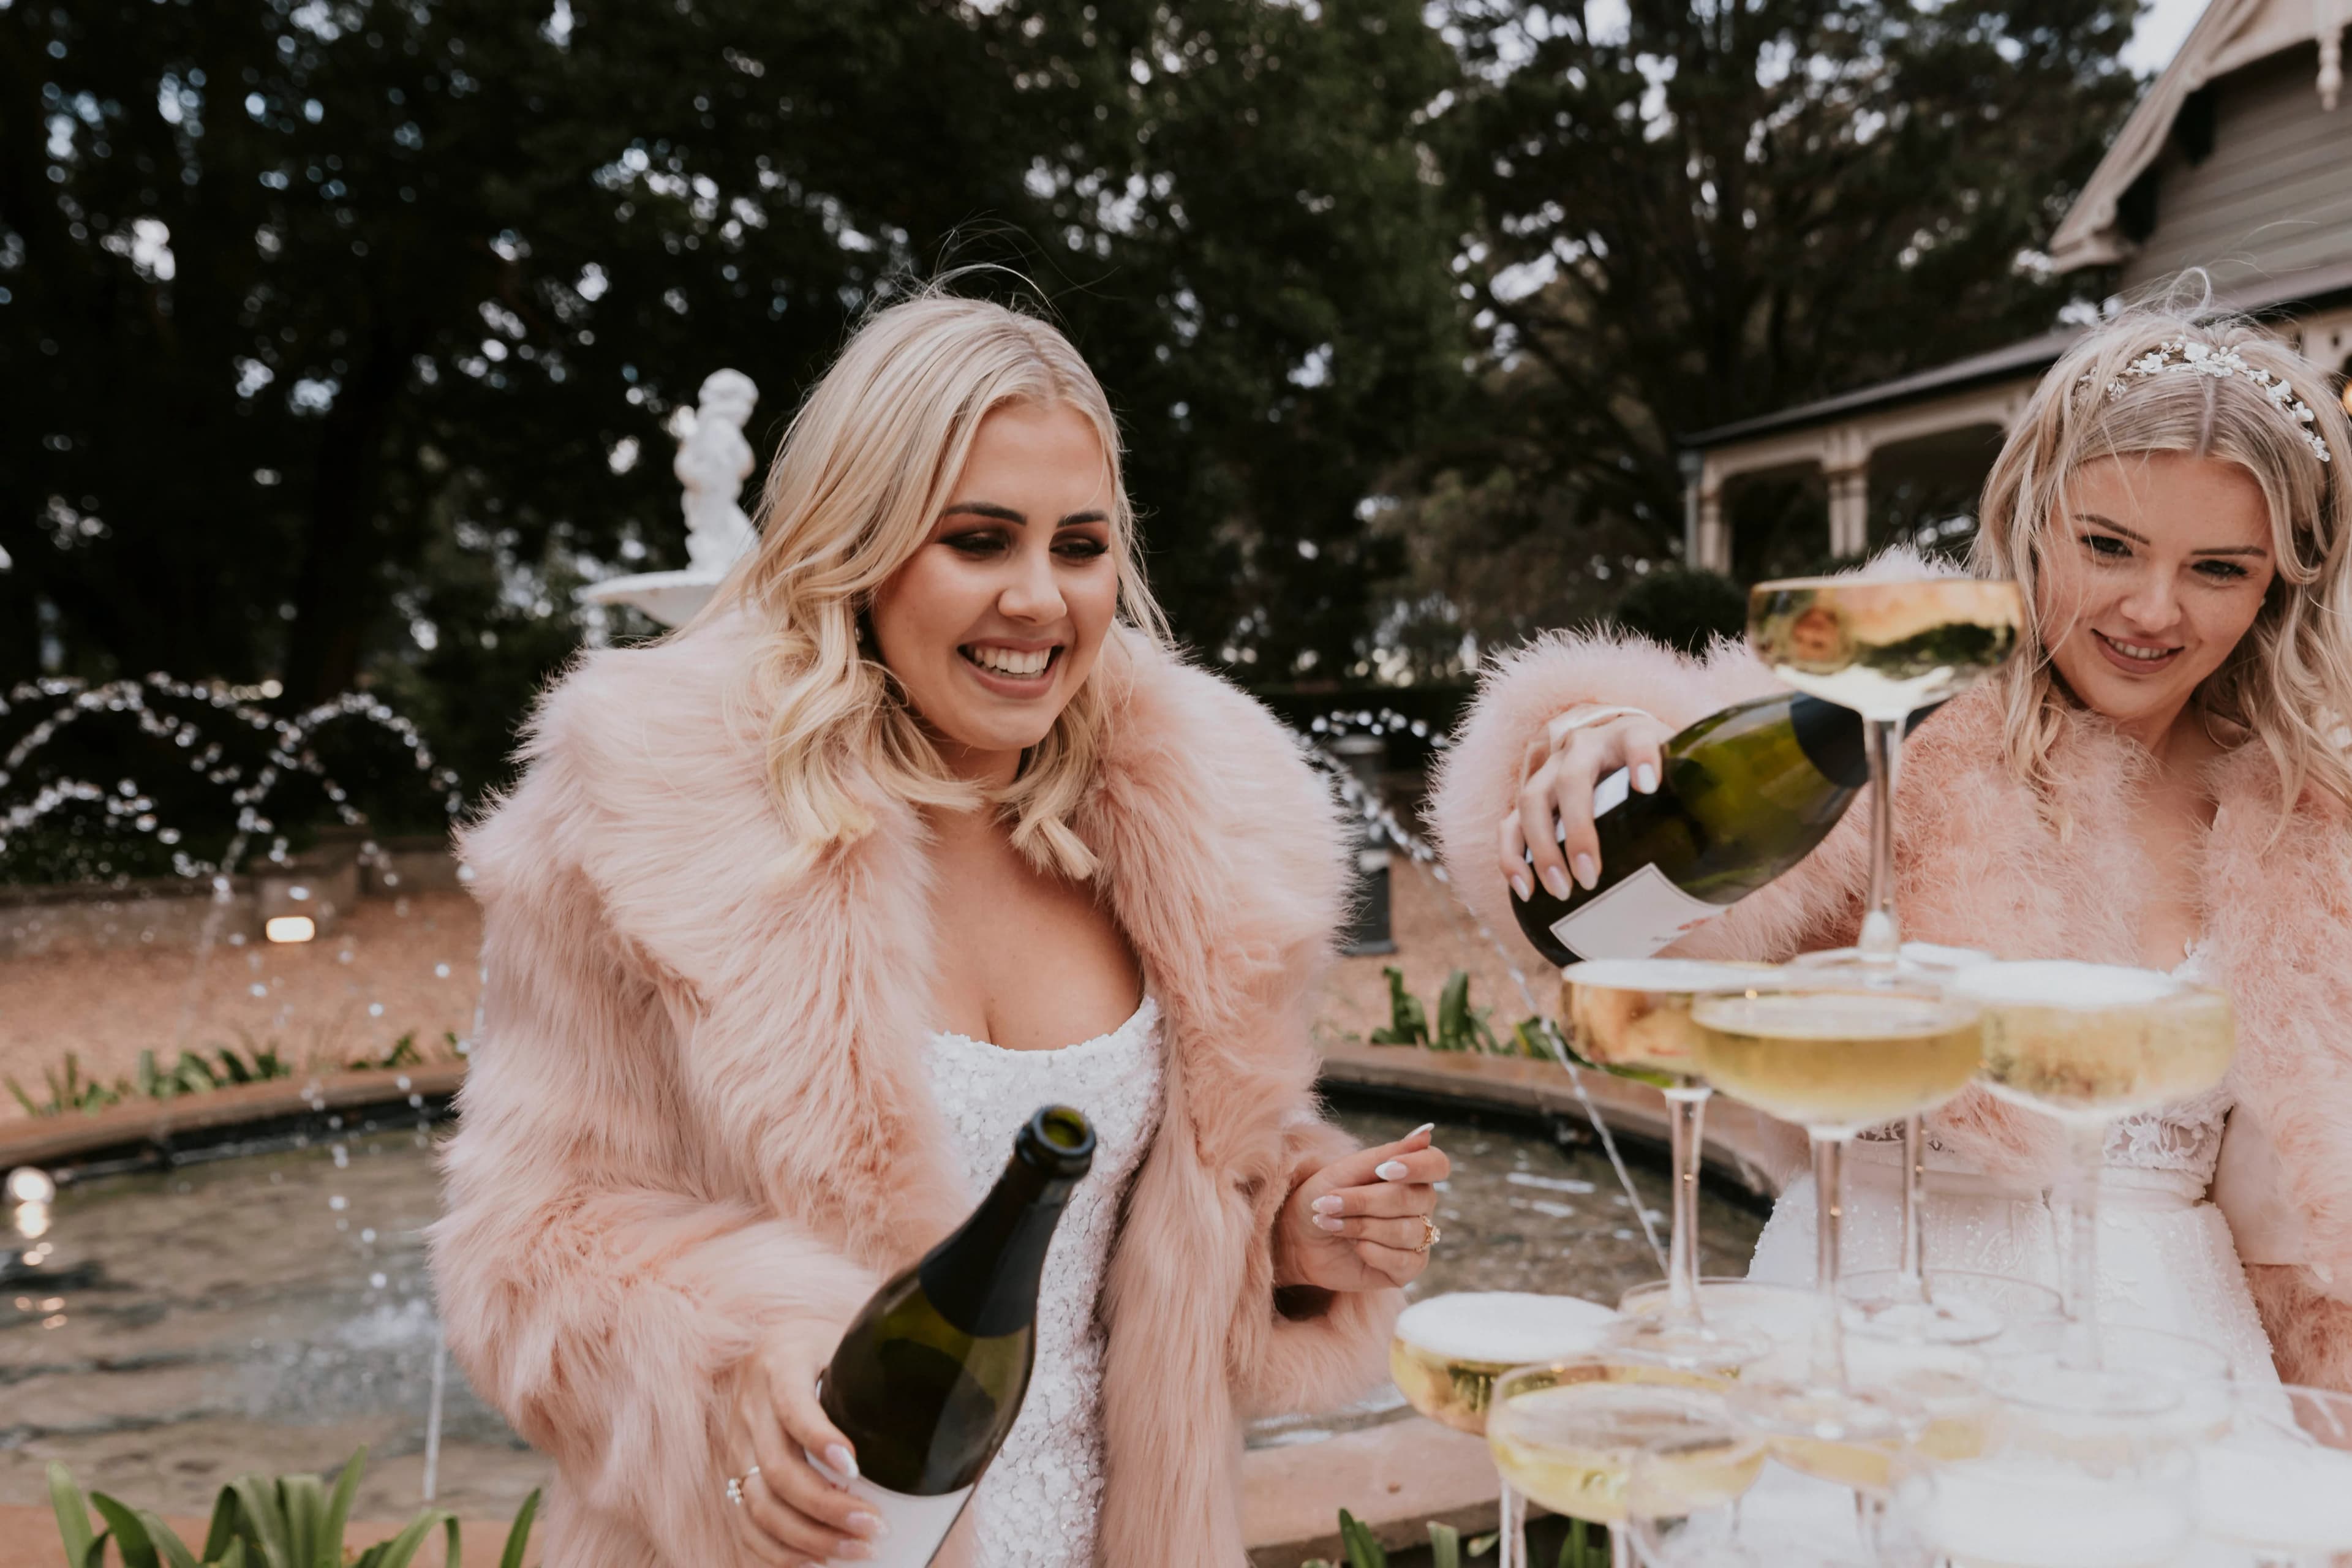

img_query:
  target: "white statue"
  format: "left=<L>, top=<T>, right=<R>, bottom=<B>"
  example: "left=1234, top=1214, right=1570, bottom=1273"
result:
left=580, top=368, right=763, bottom=628
left=676, top=369, right=761, bottom=575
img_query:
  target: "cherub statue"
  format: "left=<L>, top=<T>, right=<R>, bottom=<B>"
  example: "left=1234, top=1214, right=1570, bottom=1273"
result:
left=674, top=369, right=761, bottom=575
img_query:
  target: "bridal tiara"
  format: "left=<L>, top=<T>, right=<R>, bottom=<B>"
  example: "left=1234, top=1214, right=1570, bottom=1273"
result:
left=2080, top=339, right=2334, bottom=466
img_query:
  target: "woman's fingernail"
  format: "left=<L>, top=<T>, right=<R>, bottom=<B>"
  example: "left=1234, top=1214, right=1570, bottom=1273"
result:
left=1510, top=872, right=1532, bottom=902
left=1313, top=1194, right=1344, bottom=1214
left=1313, top=1212, right=1344, bottom=1231
left=826, top=1444, right=859, bottom=1481
left=1541, top=865, right=1572, bottom=899
left=1409, top=1122, right=1436, bottom=1140
left=849, top=1511, right=887, bottom=1539
left=1635, top=764, right=1658, bottom=793
left=1376, top=1159, right=1410, bottom=1181
left=837, top=1543, right=878, bottom=1562
left=1572, top=853, right=1598, bottom=890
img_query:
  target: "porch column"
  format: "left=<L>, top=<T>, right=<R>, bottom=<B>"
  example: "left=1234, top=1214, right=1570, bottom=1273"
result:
left=1826, top=464, right=1870, bottom=558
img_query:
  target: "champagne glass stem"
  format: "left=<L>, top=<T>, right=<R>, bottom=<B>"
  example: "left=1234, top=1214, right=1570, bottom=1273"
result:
left=1809, top=1131, right=1849, bottom=1387
left=2062, top=1118, right=2108, bottom=1369
left=1496, top=1480, right=1523, bottom=1568
left=1896, top=1112, right=1928, bottom=1302
left=1664, top=1080, right=1710, bottom=1324
left=1858, top=715, right=1903, bottom=962
left=1610, top=1523, right=1636, bottom=1568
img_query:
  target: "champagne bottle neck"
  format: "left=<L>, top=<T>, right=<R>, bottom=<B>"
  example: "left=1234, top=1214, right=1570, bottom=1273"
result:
left=917, top=1156, right=1079, bottom=1338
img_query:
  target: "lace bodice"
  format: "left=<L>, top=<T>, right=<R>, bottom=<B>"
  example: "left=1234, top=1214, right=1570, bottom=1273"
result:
left=2103, top=946, right=2231, bottom=1187
left=924, top=997, right=1165, bottom=1568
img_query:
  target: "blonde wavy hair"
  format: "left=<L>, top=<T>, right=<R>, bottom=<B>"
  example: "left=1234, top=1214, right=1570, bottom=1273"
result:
left=1967, top=295, right=2352, bottom=816
left=704, top=285, right=1168, bottom=879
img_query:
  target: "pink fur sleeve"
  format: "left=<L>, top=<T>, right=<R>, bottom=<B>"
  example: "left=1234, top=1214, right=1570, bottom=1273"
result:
left=1226, top=1115, right=1405, bottom=1419
left=1425, top=630, right=1788, bottom=956
left=429, top=763, right=878, bottom=1564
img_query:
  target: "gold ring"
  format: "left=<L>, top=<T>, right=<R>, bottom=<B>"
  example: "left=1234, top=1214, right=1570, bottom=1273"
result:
left=1415, top=1215, right=1441, bottom=1253
left=725, top=1464, right=761, bottom=1506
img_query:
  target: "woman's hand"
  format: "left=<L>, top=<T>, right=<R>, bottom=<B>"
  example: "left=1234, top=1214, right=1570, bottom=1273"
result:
left=725, top=1319, right=888, bottom=1566
left=1501, top=706, right=1676, bottom=904
left=1275, top=1124, right=1451, bottom=1292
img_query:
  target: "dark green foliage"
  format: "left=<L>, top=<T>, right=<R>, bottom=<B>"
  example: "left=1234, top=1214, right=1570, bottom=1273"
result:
left=1609, top=567, right=1747, bottom=657
left=1365, top=965, right=1558, bottom=1060
left=47, top=1452, right=541, bottom=1568
left=2, top=0, right=1465, bottom=807
left=4, top=1030, right=442, bottom=1117
left=1375, top=0, right=2136, bottom=663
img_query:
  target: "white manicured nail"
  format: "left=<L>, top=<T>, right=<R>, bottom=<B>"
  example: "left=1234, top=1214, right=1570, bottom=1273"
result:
left=1572, top=853, right=1598, bottom=890
left=1510, top=872, right=1532, bottom=902
left=1376, top=1159, right=1410, bottom=1182
left=1313, top=1194, right=1344, bottom=1214
left=827, top=1444, right=859, bottom=1481
left=1542, top=865, right=1572, bottom=899
left=849, top=1510, right=887, bottom=1539
left=1314, top=1213, right=1344, bottom=1231
left=1408, top=1123, right=1436, bottom=1139
left=1635, top=764, right=1657, bottom=793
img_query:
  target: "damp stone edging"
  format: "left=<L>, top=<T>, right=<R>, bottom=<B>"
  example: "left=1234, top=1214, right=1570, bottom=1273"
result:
left=0, top=1061, right=466, bottom=1173
left=0, top=829, right=461, bottom=959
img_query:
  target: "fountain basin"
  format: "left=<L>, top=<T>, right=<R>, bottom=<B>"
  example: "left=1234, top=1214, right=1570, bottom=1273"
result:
left=0, top=1069, right=1767, bottom=1562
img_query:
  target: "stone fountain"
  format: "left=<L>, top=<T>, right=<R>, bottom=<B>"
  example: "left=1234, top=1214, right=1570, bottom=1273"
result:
left=579, top=369, right=762, bottom=627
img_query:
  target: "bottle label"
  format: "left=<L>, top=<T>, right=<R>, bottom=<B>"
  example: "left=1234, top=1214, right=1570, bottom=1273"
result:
left=1547, top=863, right=1723, bottom=962
left=807, top=1448, right=973, bottom=1566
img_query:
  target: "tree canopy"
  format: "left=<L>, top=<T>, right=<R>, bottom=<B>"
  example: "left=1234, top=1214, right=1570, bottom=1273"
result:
left=4, top=0, right=2140, bottom=834
left=2, top=0, right=1465, bottom=804
left=1374, top=0, right=2134, bottom=669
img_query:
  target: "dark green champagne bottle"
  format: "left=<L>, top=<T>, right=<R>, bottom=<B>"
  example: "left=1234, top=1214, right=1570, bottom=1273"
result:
left=814, top=1104, right=1094, bottom=1565
left=1513, top=692, right=1934, bottom=967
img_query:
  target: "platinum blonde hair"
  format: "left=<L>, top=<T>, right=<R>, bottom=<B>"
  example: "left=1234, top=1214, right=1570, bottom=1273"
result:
left=707, top=285, right=1167, bottom=879
left=1967, top=293, right=2352, bottom=815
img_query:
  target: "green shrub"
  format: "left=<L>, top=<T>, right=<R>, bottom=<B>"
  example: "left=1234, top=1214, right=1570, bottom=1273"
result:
left=6, top=1031, right=455, bottom=1118
left=1365, top=968, right=1561, bottom=1063
left=45, top=1447, right=539, bottom=1568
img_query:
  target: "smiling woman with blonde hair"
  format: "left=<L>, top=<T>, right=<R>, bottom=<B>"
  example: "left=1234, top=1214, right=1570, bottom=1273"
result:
left=1431, top=295, right=2352, bottom=1392
left=429, top=286, right=1447, bottom=1568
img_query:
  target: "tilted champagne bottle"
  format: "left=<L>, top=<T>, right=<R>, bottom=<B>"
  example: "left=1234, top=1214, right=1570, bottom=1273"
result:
left=1514, top=692, right=1940, bottom=967
left=814, top=1104, right=1095, bottom=1566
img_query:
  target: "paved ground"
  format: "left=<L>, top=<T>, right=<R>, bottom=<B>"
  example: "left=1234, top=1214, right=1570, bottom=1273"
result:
left=0, top=892, right=481, bottom=1116
left=0, top=851, right=1525, bottom=1123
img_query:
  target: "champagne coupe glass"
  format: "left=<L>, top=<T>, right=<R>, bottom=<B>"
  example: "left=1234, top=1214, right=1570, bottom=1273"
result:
left=1390, top=1292, right=1618, bottom=1568
left=1561, top=958, right=1778, bottom=1371
left=1951, top=959, right=2234, bottom=1369
left=1689, top=973, right=1981, bottom=1460
left=1616, top=1276, right=1817, bottom=1382
left=1894, top=1362, right=2198, bottom=1568
left=2196, top=1382, right=2352, bottom=1566
left=1748, top=574, right=2024, bottom=1343
left=1626, top=1453, right=1887, bottom=1568
left=1487, top=1357, right=1762, bottom=1568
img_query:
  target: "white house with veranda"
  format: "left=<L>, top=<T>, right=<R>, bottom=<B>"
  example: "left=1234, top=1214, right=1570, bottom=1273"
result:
left=1679, top=0, right=2352, bottom=573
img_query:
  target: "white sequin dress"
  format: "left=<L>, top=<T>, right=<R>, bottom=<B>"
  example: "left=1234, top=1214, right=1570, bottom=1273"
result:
left=924, top=996, right=1165, bottom=1568
left=1747, top=951, right=2279, bottom=1380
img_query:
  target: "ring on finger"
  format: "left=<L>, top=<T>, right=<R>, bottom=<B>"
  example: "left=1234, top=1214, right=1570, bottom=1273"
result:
left=1415, top=1215, right=1441, bottom=1253
left=724, top=1463, right=763, bottom=1506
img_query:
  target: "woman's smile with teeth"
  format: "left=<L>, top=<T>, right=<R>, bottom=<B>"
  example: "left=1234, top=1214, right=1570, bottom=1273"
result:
left=2095, top=631, right=2180, bottom=665
left=963, top=644, right=1057, bottom=679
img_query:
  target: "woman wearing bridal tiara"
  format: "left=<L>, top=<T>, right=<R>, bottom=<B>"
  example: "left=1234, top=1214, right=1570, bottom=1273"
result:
left=1431, top=296, right=2352, bottom=1390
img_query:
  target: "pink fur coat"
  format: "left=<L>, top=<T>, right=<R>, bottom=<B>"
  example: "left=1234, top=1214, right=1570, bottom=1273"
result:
left=427, top=614, right=1399, bottom=1567
left=1428, top=630, right=2352, bottom=1392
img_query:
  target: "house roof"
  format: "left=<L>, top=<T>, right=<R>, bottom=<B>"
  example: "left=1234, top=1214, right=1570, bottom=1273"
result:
left=1683, top=257, right=2352, bottom=450
left=2048, top=0, right=2351, bottom=270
